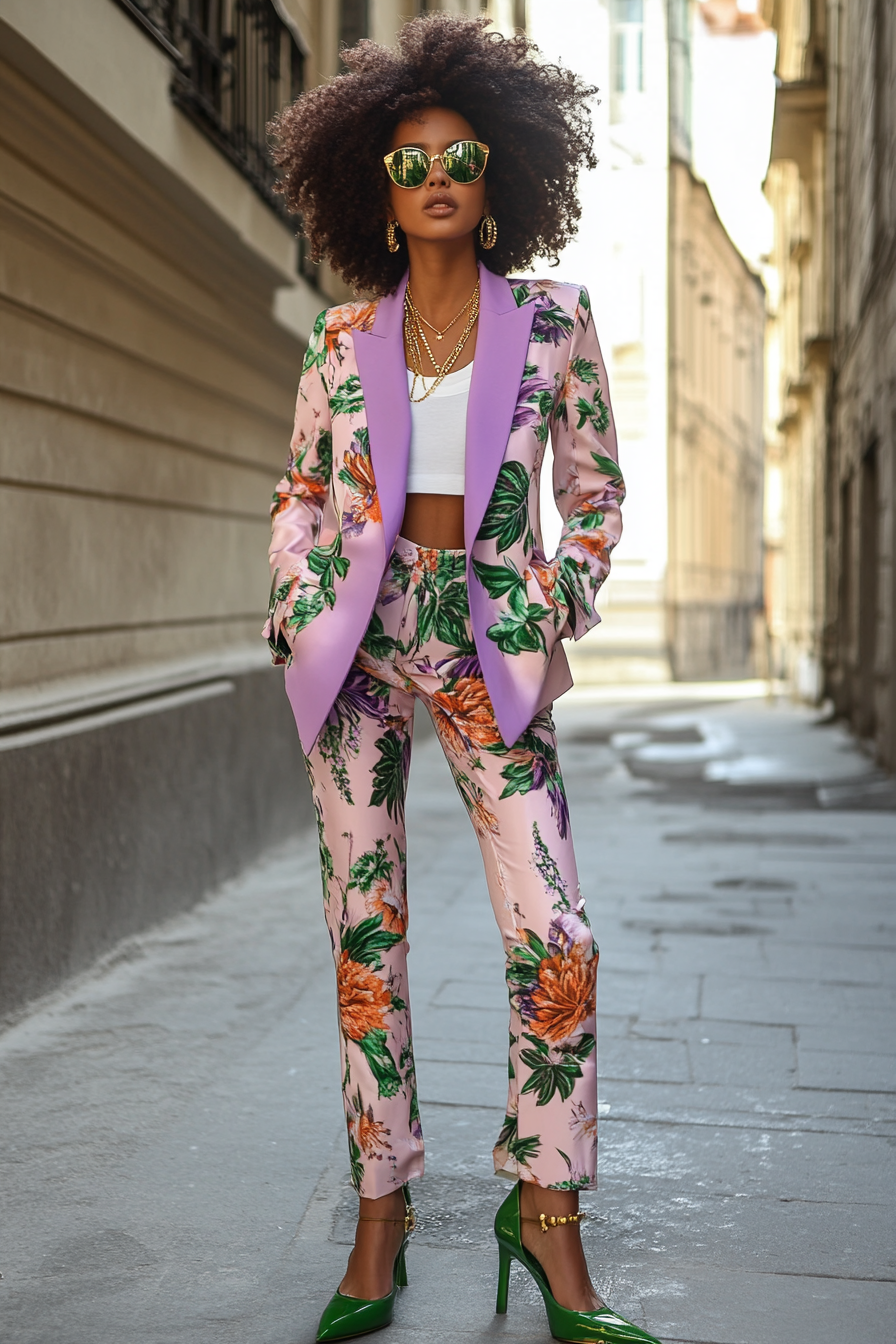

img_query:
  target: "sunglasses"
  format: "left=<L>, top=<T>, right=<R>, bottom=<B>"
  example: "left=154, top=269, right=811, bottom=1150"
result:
left=383, top=139, right=490, bottom=189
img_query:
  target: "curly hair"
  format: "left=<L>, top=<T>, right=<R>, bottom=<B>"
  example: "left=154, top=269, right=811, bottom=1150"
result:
left=269, top=14, right=597, bottom=296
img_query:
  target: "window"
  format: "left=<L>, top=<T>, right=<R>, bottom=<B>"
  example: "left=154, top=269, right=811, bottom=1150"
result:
left=612, top=0, right=644, bottom=94
left=116, top=1, right=304, bottom=216
left=172, top=1, right=304, bottom=212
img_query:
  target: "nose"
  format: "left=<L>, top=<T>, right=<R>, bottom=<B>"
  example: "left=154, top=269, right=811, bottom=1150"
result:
left=427, top=155, right=451, bottom=188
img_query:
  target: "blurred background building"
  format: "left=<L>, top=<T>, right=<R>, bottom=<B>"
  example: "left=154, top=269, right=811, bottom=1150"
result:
left=530, top=0, right=767, bottom=685
left=762, top=0, right=896, bottom=771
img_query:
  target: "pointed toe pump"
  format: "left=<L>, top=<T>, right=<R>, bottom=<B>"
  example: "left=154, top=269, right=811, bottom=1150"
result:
left=494, top=1184, right=664, bottom=1344
left=315, top=1187, right=416, bottom=1342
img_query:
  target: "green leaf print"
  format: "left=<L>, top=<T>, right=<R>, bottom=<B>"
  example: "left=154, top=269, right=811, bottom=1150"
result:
left=286, top=588, right=327, bottom=633
left=519, top=1032, right=595, bottom=1106
left=496, top=1111, right=541, bottom=1165
left=330, top=373, right=364, bottom=419
left=485, top=591, right=550, bottom=656
left=555, top=554, right=592, bottom=623
left=509, top=1133, right=542, bottom=1165
left=370, top=728, right=408, bottom=821
left=349, top=839, right=394, bottom=894
left=473, top=559, right=551, bottom=655
left=506, top=931, right=550, bottom=991
left=360, top=612, right=399, bottom=661
left=358, top=1028, right=403, bottom=1099
left=569, top=356, right=600, bottom=385
left=471, top=558, right=525, bottom=600
left=341, top=915, right=403, bottom=971
left=349, top=1132, right=365, bottom=1192
left=477, top=461, right=535, bottom=554
left=511, top=282, right=538, bottom=308
left=590, top=452, right=624, bottom=490
left=575, top=394, right=610, bottom=437
left=307, top=534, right=351, bottom=589
left=302, top=309, right=328, bottom=372
left=413, top=560, right=472, bottom=651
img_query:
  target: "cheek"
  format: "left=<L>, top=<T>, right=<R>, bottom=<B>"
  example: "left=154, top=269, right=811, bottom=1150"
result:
left=468, top=180, right=487, bottom=218
left=389, top=183, right=415, bottom=226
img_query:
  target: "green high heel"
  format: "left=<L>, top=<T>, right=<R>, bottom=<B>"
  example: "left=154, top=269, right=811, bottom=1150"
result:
left=315, top=1186, right=416, bottom=1342
left=494, top=1183, right=663, bottom=1344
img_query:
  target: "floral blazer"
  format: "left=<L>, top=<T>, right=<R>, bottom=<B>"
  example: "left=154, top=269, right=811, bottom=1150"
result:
left=265, top=263, right=623, bottom=753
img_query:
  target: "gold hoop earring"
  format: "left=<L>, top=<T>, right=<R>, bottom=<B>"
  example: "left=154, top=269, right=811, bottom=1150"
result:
left=386, top=219, right=400, bottom=253
left=479, top=214, right=497, bottom=250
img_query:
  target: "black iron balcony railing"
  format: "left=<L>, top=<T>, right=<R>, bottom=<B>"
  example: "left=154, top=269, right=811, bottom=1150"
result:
left=114, top=0, right=305, bottom=221
left=172, top=1, right=305, bottom=215
left=113, top=0, right=182, bottom=60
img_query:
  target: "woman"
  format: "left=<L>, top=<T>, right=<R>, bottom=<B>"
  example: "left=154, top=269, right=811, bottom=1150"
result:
left=265, top=15, right=661, bottom=1344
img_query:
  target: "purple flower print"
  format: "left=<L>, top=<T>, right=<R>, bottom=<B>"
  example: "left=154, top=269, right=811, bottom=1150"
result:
left=328, top=664, right=389, bottom=727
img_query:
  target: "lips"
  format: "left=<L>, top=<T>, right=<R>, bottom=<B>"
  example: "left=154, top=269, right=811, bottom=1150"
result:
left=423, top=191, right=458, bottom=214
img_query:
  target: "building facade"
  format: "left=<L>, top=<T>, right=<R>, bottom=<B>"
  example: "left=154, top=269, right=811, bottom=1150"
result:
left=763, top=0, right=896, bottom=770
left=535, top=0, right=765, bottom=685
left=0, top=0, right=496, bottom=1019
left=666, top=158, right=766, bottom=679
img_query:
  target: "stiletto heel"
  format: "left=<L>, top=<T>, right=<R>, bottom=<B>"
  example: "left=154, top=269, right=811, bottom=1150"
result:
left=495, top=1243, right=511, bottom=1315
left=494, top=1183, right=663, bottom=1343
left=316, top=1186, right=416, bottom=1342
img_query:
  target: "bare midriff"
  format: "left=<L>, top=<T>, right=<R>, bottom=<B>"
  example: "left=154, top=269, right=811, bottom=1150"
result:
left=401, top=320, right=474, bottom=550
left=400, top=493, right=465, bottom=549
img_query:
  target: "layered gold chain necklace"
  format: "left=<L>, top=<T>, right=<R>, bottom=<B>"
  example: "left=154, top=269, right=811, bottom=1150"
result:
left=404, top=280, right=480, bottom=403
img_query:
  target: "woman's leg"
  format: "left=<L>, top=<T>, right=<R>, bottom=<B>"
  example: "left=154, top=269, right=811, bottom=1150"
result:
left=304, top=658, right=421, bottom=1296
left=424, top=689, right=604, bottom=1310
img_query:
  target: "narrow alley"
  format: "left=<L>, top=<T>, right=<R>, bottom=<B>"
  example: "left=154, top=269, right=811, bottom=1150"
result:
left=2, top=685, right=893, bottom=1344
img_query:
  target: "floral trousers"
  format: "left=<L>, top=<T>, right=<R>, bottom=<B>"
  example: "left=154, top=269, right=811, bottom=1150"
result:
left=304, top=536, right=598, bottom=1198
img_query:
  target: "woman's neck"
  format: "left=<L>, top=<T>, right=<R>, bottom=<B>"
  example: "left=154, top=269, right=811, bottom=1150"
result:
left=405, top=237, right=479, bottom=331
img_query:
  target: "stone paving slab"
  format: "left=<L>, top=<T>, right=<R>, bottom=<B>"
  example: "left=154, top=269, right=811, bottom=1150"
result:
left=1, top=689, right=895, bottom=1343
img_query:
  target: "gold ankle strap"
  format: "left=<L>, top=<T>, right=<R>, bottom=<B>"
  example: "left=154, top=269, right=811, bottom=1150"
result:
left=358, top=1205, right=417, bottom=1234
left=523, top=1211, right=587, bottom=1234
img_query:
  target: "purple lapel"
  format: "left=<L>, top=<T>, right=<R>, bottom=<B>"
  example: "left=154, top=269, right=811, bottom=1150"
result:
left=353, top=275, right=411, bottom=556
left=464, top=266, right=536, bottom=549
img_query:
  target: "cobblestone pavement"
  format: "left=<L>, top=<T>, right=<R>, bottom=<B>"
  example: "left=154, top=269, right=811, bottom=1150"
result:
left=1, top=686, right=895, bottom=1344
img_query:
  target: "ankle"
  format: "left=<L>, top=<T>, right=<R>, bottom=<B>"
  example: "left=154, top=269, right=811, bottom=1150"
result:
left=519, top=1183, right=581, bottom=1219
left=358, top=1188, right=407, bottom=1220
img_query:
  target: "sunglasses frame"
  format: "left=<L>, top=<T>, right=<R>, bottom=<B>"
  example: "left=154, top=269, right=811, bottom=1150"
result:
left=383, top=139, right=490, bottom=189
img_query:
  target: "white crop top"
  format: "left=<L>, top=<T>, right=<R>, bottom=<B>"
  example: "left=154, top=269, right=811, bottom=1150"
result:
left=405, top=362, right=472, bottom=495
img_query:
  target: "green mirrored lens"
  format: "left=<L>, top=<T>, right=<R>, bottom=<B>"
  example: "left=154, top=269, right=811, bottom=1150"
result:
left=389, top=147, right=429, bottom=188
left=442, top=141, right=487, bottom=183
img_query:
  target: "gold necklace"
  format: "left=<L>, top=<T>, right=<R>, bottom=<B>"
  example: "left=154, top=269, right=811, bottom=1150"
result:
left=406, top=285, right=476, bottom=341
left=404, top=282, right=479, bottom=402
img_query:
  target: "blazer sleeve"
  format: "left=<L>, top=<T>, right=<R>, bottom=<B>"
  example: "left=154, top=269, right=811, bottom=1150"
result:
left=263, top=309, right=333, bottom=664
left=546, top=287, right=624, bottom=641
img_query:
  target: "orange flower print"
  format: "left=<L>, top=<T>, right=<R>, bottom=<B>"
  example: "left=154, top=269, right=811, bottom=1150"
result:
left=325, top=300, right=377, bottom=359
left=357, top=1104, right=392, bottom=1156
left=568, top=528, right=610, bottom=564
left=336, top=951, right=393, bottom=1040
left=365, top=877, right=407, bottom=937
left=340, top=443, right=382, bottom=534
left=431, top=676, right=504, bottom=755
left=530, top=559, right=569, bottom=617
left=528, top=943, right=595, bottom=1043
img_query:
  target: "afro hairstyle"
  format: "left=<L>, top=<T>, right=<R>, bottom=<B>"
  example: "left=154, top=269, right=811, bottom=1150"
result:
left=269, top=13, right=597, bottom=296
